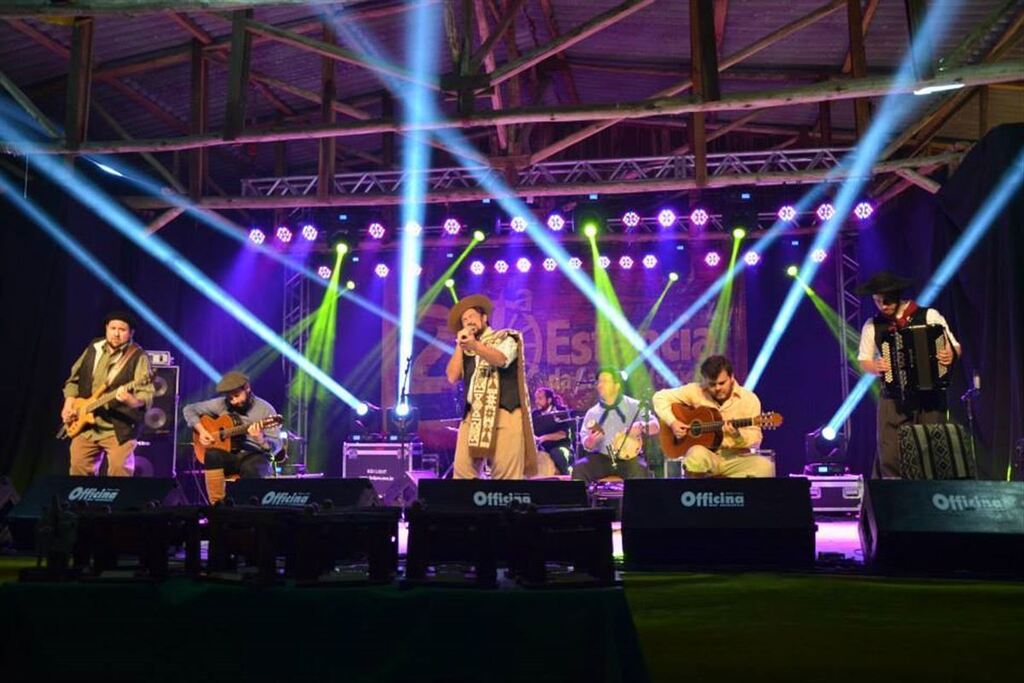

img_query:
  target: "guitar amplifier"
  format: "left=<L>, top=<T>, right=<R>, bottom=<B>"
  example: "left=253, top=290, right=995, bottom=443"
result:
left=342, top=441, right=422, bottom=501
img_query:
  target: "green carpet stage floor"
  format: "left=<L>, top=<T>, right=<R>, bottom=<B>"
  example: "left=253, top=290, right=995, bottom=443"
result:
left=1, top=554, right=1020, bottom=683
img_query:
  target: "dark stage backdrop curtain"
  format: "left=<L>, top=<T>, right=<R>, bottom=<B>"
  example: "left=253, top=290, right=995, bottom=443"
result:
left=861, top=123, right=1023, bottom=479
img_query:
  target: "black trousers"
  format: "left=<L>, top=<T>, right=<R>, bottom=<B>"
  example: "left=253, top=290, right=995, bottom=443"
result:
left=203, top=448, right=271, bottom=478
left=572, top=452, right=651, bottom=483
left=540, top=441, right=573, bottom=475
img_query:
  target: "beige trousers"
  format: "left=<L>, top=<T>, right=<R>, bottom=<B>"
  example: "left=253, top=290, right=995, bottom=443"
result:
left=682, top=445, right=775, bottom=478
left=454, top=408, right=526, bottom=480
left=69, top=433, right=136, bottom=477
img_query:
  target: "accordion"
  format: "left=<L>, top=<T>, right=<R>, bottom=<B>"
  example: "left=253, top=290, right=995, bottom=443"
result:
left=879, top=324, right=950, bottom=403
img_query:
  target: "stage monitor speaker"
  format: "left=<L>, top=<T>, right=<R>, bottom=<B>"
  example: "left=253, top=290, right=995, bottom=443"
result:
left=621, top=478, right=816, bottom=569
left=136, top=365, right=179, bottom=478
left=860, top=480, right=1024, bottom=576
left=226, top=477, right=377, bottom=509
left=7, top=475, right=185, bottom=550
left=416, top=479, right=589, bottom=510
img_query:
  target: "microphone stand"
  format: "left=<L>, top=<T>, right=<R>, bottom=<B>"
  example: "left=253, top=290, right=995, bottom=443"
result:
left=960, top=372, right=980, bottom=461
left=397, top=356, right=414, bottom=474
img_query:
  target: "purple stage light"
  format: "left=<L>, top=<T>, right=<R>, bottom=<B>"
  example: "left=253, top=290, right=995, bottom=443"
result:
left=568, top=257, right=583, bottom=270
left=622, top=211, right=641, bottom=228
left=811, top=248, right=828, bottom=263
left=301, top=224, right=318, bottom=241
left=689, top=208, right=709, bottom=227
left=368, top=222, right=386, bottom=239
left=276, top=226, right=293, bottom=243
left=443, top=218, right=462, bottom=235
left=470, top=260, right=485, bottom=275
left=248, top=228, right=266, bottom=245
left=704, top=251, right=721, bottom=267
left=816, top=203, right=836, bottom=221
left=374, top=263, right=390, bottom=278
left=642, top=254, right=658, bottom=269
left=619, top=255, right=634, bottom=270
left=510, top=216, right=528, bottom=233
left=657, top=209, right=677, bottom=228
left=516, top=257, right=532, bottom=273
left=777, top=205, right=797, bottom=222
left=317, top=266, right=332, bottom=279
left=854, top=201, right=874, bottom=220
left=598, top=255, right=611, bottom=269
left=405, top=221, right=422, bottom=236
left=743, top=251, right=761, bottom=266
left=494, top=259, right=509, bottom=273
left=542, top=258, right=558, bottom=271
left=546, top=214, right=565, bottom=231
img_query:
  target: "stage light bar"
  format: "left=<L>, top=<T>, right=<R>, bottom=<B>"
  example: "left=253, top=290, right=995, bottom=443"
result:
left=598, top=255, right=610, bottom=269
left=375, top=264, right=390, bottom=278
left=317, top=266, right=332, bottom=279
left=622, top=211, right=641, bottom=228
left=657, top=209, right=677, bottom=228
left=642, top=254, right=657, bottom=269
left=704, top=252, right=721, bottom=267
left=368, top=222, right=386, bottom=239
left=248, top=228, right=266, bottom=245
left=301, top=224, right=318, bottom=241
left=816, top=203, right=836, bottom=221
left=743, top=251, right=761, bottom=266
left=619, top=255, right=634, bottom=270
left=854, top=201, right=875, bottom=220
left=443, top=218, right=462, bottom=235
left=543, top=258, right=558, bottom=272
left=568, top=257, right=583, bottom=270
left=470, top=260, right=485, bottom=275
left=777, top=205, right=797, bottom=222
left=516, top=257, right=532, bottom=273
left=494, top=259, right=509, bottom=273
left=547, top=214, right=565, bottom=232
left=510, top=216, right=528, bottom=233
left=811, top=248, right=828, bottom=263
left=276, top=226, right=293, bottom=243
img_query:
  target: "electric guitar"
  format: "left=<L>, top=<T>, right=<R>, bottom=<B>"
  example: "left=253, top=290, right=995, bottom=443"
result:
left=658, top=403, right=783, bottom=459
left=60, top=370, right=155, bottom=439
left=192, top=413, right=284, bottom=464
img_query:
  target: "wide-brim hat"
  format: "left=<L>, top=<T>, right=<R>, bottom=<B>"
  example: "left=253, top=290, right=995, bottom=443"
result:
left=854, top=271, right=913, bottom=295
left=216, top=371, right=250, bottom=394
left=447, top=294, right=494, bottom=333
left=103, top=309, right=136, bottom=330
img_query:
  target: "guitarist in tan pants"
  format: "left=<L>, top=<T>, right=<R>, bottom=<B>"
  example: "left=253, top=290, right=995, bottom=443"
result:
left=183, top=371, right=281, bottom=503
left=653, top=355, right=774, bottom=478
left=61, top=311, right=153, bottom=477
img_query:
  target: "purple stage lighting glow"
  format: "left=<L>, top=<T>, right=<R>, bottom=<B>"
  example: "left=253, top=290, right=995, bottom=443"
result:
left=689, top=208, right=709, bottom=226
left=543, top=258, right=558, bottom=271
left=405, top=221, right=422, bottom=236
left=704, top=251, right=721, bottom=267
left=657, top=209, right=677, bottom=228
left=598, top=255, right=611, bottom=269
left=374, top=263, right=390, bottom=278
left=494, top=259, right=509, bottom=273
left=547, top=214, right=565, bottom=231
left=568, top=257, right=583, bottom=270
left=619, top=255, right=634, bottom=270
left=248, top=228, right=265, bottom=245
left=317, top=266, right=332, bottom=279
left=777, top=205, right=797, bottom=222
left=743, top=251, right=761, bottom=266
left=368, top=222, right=386, bottom=239
left=622, top=211, right=641, bottom=228
left=276, top=226, right=293, bottom=243
left=470, top=260, right=485, bottom=275
left=510, top=216, right=528, bottom=233
left=811, top=248, right=828, bottom=263
left=854, top=201, right=874, bottom=220
left=816, top=203, right=836, bottom=221
left=443, top=218, right=462, bottom=235
left=301, top=224, right=318, bottom=241
left=642, top=254, right=658, bottom=269
left=516, top=257, right=532, bottom=273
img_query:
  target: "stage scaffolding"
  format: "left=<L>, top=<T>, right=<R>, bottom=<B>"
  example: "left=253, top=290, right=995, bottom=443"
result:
left=282, top=271, right=310, bottom=472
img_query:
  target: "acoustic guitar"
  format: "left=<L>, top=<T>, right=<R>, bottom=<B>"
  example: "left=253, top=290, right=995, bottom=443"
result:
left=193, top=413, right=284, bottom=464
left=658, top=403, right=783, bottom=460
left=60, top=370, right=155, bottom=439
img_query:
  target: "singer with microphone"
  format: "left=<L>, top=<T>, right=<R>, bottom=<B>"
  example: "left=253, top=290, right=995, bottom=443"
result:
left=445, top=294, right=539, bottom=479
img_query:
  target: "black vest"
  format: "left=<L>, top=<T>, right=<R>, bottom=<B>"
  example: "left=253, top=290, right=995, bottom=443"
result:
left=463, top=352, right=521, bottom=415
left=871, top=305, right=930, bottom=354
left=75, top=340, right=146, bottom=444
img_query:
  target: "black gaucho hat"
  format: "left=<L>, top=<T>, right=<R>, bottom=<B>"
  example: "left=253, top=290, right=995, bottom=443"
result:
left=854, top=271, right=913, bottom=296
left=103, top=309, right=137, bottom=330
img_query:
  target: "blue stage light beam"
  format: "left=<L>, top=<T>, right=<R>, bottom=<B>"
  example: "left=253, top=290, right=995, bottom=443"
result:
left=0, top=122, right=368, bottom=412
left=745, top=2, right=963, bottom=390
left=825, top=148, right=1024, bottom=434
left=0, top=172, right=220, bottom=381
left=397, top=1, right=441, bottom=406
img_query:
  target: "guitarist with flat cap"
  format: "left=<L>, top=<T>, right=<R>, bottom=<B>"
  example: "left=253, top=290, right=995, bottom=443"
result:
left=61, top=310, right=154, bottom=477
left=653, top=355, right=778, bottom=478
left=183, top=371, right=282, bottom=504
